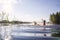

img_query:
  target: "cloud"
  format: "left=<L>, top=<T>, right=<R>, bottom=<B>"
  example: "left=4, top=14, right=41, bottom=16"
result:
left=0, top=0, right=18, bottom=4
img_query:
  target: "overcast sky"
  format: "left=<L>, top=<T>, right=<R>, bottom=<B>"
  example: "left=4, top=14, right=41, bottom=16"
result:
left=0, top=0, right=60, bottom=21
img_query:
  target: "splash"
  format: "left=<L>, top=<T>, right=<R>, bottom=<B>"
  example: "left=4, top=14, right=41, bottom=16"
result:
left=0, top=0, right=22, bottom=21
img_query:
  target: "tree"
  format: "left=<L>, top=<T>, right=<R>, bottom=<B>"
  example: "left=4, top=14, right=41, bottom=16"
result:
left=50, top=12, right=60, bottom=37
left=0, top=12, right=9, bottom=21
left=50, top=12, right=60, bottom=24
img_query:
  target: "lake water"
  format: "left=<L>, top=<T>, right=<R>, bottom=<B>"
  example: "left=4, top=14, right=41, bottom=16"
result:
left=0, top=24, right=60, bottom=40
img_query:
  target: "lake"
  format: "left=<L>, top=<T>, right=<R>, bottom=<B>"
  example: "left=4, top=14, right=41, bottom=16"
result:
left=0, top=24, right=60, bottom=40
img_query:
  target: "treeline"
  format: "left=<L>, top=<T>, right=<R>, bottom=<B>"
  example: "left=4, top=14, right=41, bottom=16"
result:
left=0, top=12, right=31, bottom=24
left=50, top=12, right=60, bottom=24
left=50, top=12, right=60, bottom=37
left=0, top=20, right=31, bottom=24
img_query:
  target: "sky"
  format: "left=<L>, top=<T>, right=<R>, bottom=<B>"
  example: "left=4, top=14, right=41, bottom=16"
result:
left=0, top=0, right=60, bottom=22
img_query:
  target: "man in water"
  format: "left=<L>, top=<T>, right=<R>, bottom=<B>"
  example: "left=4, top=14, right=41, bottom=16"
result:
left=43, top=20, right=46, bottom=36
left=43, top=20, right=46, bottom=25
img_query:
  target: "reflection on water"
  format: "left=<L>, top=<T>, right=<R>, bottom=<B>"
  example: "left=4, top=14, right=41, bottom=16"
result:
left=0, top=24, right=60, bottom=40
left=11, top=25, right=52, bottom=37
